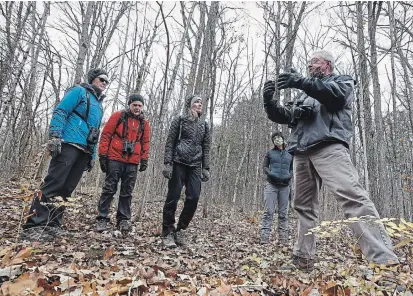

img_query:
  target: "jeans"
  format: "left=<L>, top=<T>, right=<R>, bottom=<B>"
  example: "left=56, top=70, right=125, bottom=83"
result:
left=260, top=182, right=290, bottom=240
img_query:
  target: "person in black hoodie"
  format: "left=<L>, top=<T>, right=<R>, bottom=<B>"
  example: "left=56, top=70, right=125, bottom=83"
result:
left=161, top=95, right=211, bottom=248
left=260, top=131, right=293, bottom=245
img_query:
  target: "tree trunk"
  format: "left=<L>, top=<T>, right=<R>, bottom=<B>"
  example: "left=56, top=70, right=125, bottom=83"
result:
left=73, top=2, right=95, bottom=84
left=356, top=2, right=372, bottom=199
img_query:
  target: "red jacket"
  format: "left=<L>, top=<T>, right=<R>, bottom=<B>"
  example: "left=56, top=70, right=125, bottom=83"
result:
left=99, top=110, right=150, bottom=164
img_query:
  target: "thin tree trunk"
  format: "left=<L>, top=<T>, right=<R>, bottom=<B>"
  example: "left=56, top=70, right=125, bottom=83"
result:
left=74, top=2, right=95, bottom=84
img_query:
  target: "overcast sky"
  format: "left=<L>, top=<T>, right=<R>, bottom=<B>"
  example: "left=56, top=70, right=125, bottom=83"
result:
left=41, top=1, right=406, bottom=125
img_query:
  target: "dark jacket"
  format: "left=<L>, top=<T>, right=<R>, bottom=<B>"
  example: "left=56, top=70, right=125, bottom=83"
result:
left=164, top=116, right=211, bottom=169
left=265, top=74, right=355, bottom=154
left=263, top=148, right=293, bottom=186
left=99, top=110, right=150, bottom=165
left=49, top=84, right=104, bottom=158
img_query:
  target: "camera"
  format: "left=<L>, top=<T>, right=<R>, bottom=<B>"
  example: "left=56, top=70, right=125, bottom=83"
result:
left=286, top=101, right=314, bottom=128
left=123, top=141, right=135, bottom=155
left=87, top=127, right=99, bottom=148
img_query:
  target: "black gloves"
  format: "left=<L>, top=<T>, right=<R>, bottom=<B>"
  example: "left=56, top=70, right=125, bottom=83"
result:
left=99, top=155, right=108, bottom=173
left=201, top=169, right=210, bottom=182
left=163, top=164, right=173, bottom=179
left=86, top=158, right=95, bottom=172
left=139, top=159, right=148, bottom=172
left=47, top=137, right=62, bottom=158
left=277, top=68, right=305, bottom=90
left=263, top=80, right=276, bottom=105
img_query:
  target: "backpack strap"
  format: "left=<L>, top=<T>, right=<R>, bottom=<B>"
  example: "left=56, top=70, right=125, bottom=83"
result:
left=72, top=90, right=90, bottom=127
left=114, top=111, right=128, bottom=138
left=114, top=111, right=145, bottom=144
left=105, top=111, right=127, bottom=156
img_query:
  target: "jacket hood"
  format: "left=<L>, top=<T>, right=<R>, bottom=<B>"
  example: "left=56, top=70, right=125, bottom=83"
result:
left=80, top=83, right=106, bottom=101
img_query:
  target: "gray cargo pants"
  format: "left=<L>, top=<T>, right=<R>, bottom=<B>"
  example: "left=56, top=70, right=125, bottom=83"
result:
left=293, top=143, right=398, bottom=265
left=260, top=182, right=290, bottom=240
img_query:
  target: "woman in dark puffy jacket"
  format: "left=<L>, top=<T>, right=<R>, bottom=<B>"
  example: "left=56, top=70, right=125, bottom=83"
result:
left=161, top=95, right=211, bottom=248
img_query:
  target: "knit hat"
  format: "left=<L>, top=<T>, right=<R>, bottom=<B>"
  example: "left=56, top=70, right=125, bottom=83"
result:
left=185, top=94, right=202, bottom=109
left=87, top=68, right=108, bottom=84
left=271, top=131, right=284, bottom=147
left=127, top=93, right=145, bottom=105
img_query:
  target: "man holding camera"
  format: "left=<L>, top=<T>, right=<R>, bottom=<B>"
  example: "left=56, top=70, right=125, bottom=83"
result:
left=263, top=51, right=398, bottom=271
left=21, top=68, right=109, bottom=241
left=96, top=94, right=150, bottom=235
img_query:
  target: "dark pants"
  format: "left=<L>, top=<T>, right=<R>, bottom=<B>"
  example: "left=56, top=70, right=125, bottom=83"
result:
left=24, top=144, right=90, bottom=229
left=96, top=160, right=138, bottom=223
left=162, top=162, right=202, bottom=236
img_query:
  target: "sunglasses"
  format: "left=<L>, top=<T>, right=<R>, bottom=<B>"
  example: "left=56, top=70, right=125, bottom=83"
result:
left=98, top=77, right=109, bottom=84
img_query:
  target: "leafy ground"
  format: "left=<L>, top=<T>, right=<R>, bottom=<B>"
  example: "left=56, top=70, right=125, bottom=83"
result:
left=0, top=181, right=412, bottom=296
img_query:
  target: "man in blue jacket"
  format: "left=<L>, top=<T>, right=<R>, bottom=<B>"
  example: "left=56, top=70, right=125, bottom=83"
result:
left=263, top=50, right=398, bottom=271
left=261, top=131, right=293, bottom=245
left=21, top=68, right=109, bottom=241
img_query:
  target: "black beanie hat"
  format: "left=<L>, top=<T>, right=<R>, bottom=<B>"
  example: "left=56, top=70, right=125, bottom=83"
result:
left=128, top=93, right=145, bottom=105
left=87, top=68, right=108, bottom=84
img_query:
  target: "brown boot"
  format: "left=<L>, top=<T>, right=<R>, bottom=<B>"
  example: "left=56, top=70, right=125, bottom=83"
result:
left=292, top=255, right=314, bottom=271
left=278, top=255, right=314, bottom=272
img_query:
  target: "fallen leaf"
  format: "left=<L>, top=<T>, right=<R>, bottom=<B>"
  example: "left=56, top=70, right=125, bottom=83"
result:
left=1, top=272, right=39, bottom=296
left=103, top=246, right=115, bottom=260
left=10, top=247, right=32, bottom=265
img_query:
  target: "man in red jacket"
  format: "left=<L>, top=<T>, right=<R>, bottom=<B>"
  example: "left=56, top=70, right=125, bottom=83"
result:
left=96, top=94, right=150, bottom=234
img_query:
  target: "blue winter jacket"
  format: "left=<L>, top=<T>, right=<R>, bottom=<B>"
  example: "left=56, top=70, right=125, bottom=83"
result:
left=49, top=84, right=104, bottom=159
left=263, top=148, right=293, bottom=186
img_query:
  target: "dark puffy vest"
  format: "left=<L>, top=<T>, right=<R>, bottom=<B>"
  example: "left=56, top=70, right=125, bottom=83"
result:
left=267, top=149, right=293, bottom=185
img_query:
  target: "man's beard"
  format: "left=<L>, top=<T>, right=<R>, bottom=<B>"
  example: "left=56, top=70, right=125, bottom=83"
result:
left=309, top=67, right=327, bottom=79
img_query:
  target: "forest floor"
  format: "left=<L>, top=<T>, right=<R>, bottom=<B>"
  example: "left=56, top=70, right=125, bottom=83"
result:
left=0, top=180, right=412, bottom=296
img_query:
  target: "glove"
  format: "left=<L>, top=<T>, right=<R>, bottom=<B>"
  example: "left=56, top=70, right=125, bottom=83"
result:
left=277, top=68, right=305, bottom=90
left=47, top=137, right=62, bottom=158
left=86, top=158, right=94, bottom=172
left=264, top=167, right=270, bottom=175
left=201, top=169, right=210, bottom=182
left=99, top=155, right=108, bottom=173
left=139, top=159, right=148, bottom=172
left=263, top=80, right=276, bottom=105
left=162, top=164, right=173, bottom=179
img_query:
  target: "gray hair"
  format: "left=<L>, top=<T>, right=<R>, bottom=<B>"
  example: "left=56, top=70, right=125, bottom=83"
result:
left=312, top=50, right=335, bottom=72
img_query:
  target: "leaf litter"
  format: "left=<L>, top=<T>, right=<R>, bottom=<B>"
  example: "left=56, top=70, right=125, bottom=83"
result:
left=0, top=181, right=412, bottom=295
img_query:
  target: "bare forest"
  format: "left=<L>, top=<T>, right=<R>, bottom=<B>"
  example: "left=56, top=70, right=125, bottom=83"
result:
left=1, top=1, right=413, bottom=295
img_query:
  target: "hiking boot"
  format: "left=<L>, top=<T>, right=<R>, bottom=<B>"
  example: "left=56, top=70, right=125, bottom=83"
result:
left=292, top=255, right=314, bottom=271
left=363, top=264, right=405, bottom=292
left=278, top=255, right=314, bottom=272
left=20, top=226, right=55, bottom=242
left=118, top=220, right=132, bottom=235
left=260, top=236, right=270, bottom=245
left=96, top=219, right=112, bottom=232
left=162, top=232, right=177, bottom=248
left=175, top=229, right=189, bottom=247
